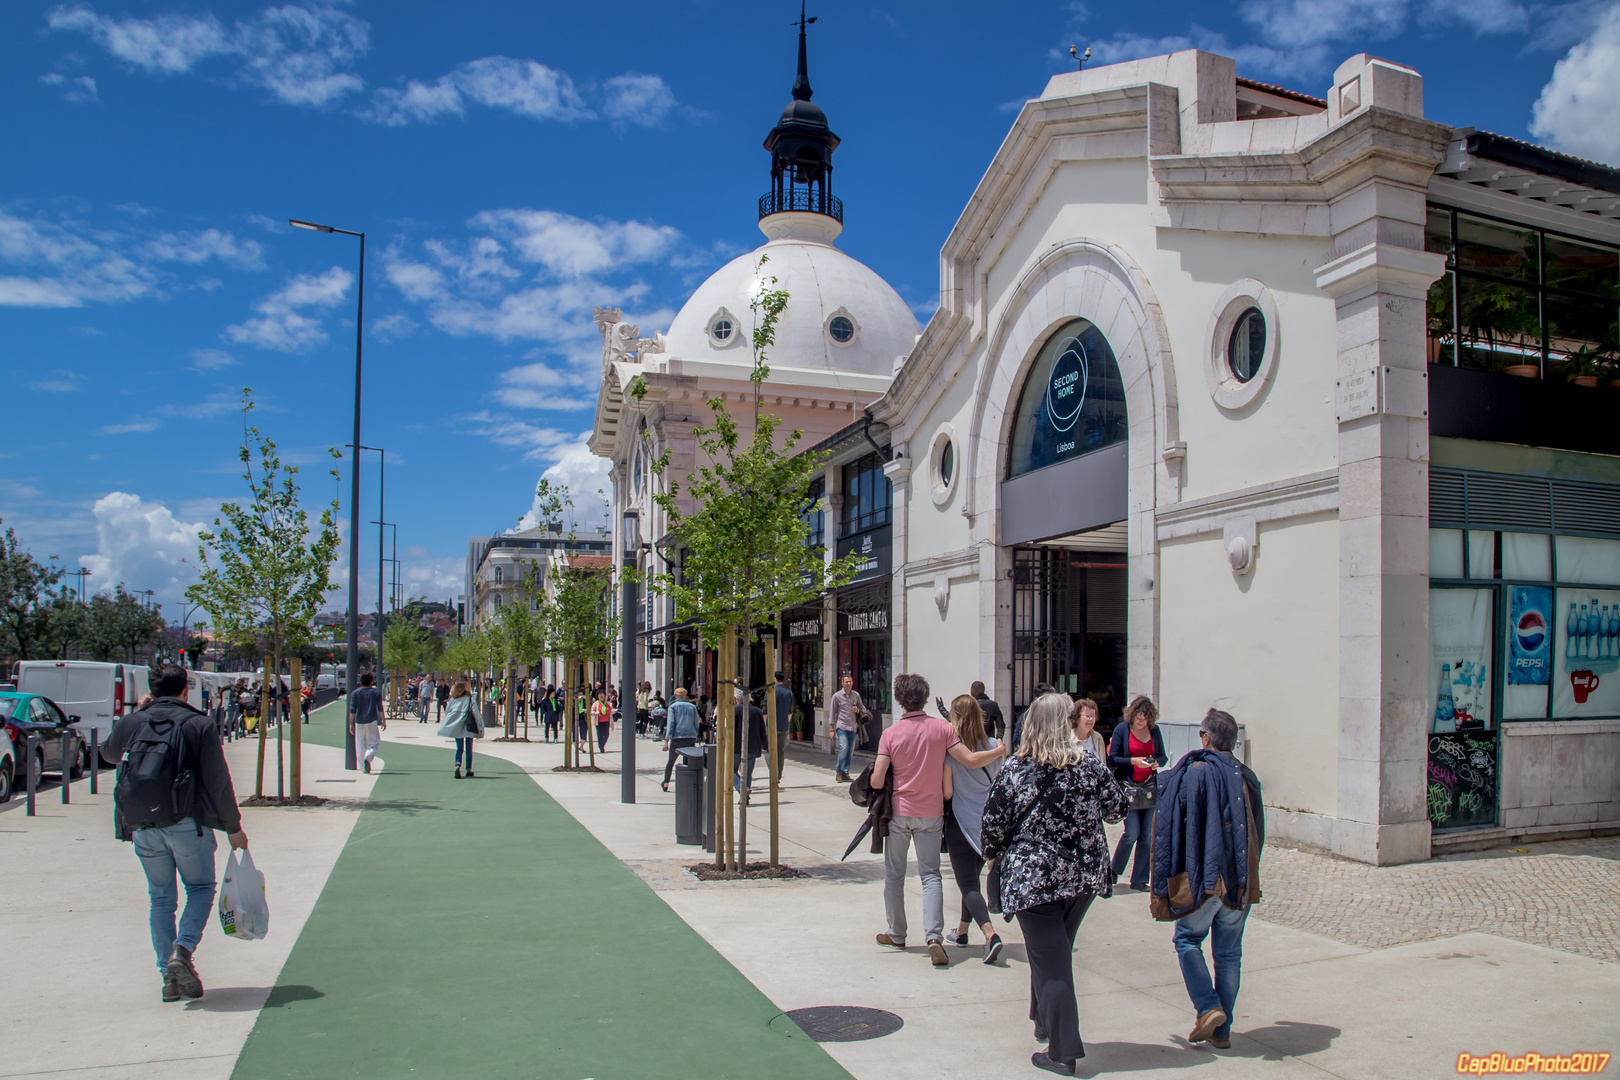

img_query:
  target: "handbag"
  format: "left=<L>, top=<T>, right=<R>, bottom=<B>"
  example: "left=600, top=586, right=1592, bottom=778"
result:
left=1128, top=775, right=1158, bottom=811
left=986, top=766, right=1060, bottom=915
left=463, top=699, right=482, bottom=737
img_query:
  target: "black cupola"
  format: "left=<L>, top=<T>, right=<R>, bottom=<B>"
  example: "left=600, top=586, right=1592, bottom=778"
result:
left=760, top=3, right=842, bottom=224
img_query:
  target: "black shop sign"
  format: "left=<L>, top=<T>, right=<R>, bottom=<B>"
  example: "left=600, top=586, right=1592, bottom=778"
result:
left=835, top=525, right=891, bottom=586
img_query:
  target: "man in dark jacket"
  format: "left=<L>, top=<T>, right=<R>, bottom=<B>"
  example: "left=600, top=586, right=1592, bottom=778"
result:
left=734, top=688, right=767, bottom=792
left=970, top=681, right=1005, bottom=741
left=1150, top=708, right=1262, bottom=1050
left=102, top=662, right=248, bottom=1003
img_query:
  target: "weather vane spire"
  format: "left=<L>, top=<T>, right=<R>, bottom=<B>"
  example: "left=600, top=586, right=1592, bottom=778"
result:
left=793, top=0, right=817, bottom=101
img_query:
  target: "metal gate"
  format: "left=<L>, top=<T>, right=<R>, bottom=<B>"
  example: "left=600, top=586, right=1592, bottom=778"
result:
left=1012, top=548, right=1074, bottom=715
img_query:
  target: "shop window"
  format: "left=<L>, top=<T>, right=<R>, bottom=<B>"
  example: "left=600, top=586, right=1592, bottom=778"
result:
left=1430, top=588, right=1495, bottom=734
left=1502, top=532, right=1551, bottom=580
left=801, top=477, right=825, bottom=549
left=1431, top=528, right=1464, bottom=579
left=842, top=452, right=891, bottom=535
left=1467, top=531, right=1497, bottom=579
left=1006, top=318, right=1126, bottom=479
left=1555, top=536, right=1620, bottom=585
left=1553, top=588, right=1620, bottom=717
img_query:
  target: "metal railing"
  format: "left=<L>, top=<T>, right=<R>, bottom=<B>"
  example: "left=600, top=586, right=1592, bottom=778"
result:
left=758, top=189, right=843, bottom=223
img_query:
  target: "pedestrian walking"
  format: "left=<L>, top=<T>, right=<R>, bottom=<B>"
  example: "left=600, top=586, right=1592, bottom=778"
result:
left=828, top=674, right=862, bottom=782
left=418, top=677, right=434, bottom=723
left=102, top=662, right=249, bottom=1003
left=540, top=685, right=561, bottom=742
left=940, top=694, right=1005, bottom=963
left=591, top=689, right=612, bottom=753
left=1150, top=708, right=1264, bottom=1051
left=661, top=687, right=700, bottom=792
left=772, top=671, right=794, bottom=779
left=348, top=671, right=386, bottom=774
left=981, top=692, right=1130, bottom=1076
left=1108, top=695, right=1167, bottom=891
left=636, top=680, right=651, bottom=737
left=435, top=677, right=449, bottom=720
left=1070, top=698, right=1106, bottom=761
left=436, top=679, right=482, bottom=778
left=734, top=688, right=766, bottom=793
left=870, top=673, right=1007, bottom=966
left=971, top=680, right=1006, bottom=741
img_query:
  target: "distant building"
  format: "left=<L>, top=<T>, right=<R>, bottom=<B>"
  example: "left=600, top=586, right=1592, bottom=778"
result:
left=464, top=527, right=612, bottom=632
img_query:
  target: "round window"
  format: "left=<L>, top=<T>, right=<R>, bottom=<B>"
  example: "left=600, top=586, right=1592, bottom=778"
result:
left=1227, top=307, right=1265, bottom=383
left=710, top=318, right=733, bottom=344
left=939, top=439, right=953, bottom=486
left=828, top=315, right=855, bottom=343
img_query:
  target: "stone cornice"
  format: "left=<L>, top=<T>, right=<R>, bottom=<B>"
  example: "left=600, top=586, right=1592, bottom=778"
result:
left=1155, top=468, right=1339, bottom=541
left=901, top=545, right=984, bottom=586
left=1314, top=242, right=1448, bottom=302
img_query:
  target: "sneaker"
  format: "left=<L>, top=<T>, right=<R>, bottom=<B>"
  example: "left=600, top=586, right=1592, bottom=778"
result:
left=1189, top=1008, right=1227, bottom=1044
left=983, top=935, right=1004, bottom=964
left=1130, top=882, right=1150, bottom=892
left=944, top=930, right=970, bottom=947
left=875, top=933, right=906, bottom=949
left=161, top=971, right=181, bottom=1003
left=363, top=760, right=371, bottom=774
left=167, top=944, right=204, bottom=1000
left=466, top=769, right=474, bottom=778
left=454, top=765, right=461, bottom=779
left=1031, top=1051, right=1076, bottom=1075
left=927, top=940, right=948, bottom=966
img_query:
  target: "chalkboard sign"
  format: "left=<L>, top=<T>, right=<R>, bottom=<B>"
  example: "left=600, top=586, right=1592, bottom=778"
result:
left=1427, top=732, right=1497, bottom=830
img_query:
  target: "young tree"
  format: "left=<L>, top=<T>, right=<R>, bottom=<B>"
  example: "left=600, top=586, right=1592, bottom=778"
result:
left=0, top=524, right=66, bottom=661
left=641, top=262, right=862, bottom=868
left=186, top=389, right=342, bottom=798
left=85, top=587, right=166, bottom=663
left=381, top=620, right=428, bottom=716
left=496, top=578, right=545, bottom=739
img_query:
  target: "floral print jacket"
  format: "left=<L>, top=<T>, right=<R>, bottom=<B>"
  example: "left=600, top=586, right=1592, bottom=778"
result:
left=981, top=754, right=1131, bottom=913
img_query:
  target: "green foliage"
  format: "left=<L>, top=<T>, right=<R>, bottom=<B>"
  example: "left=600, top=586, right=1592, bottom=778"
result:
left=641, top=265, right=862, bottom=648
left=528, top=481, right=617, bottom=676
left=0, top=523, right=66, bottom=660
left=185, top=389, right=343, bottom=672
left=381, top=619, right=430, bottom=673
left=84, top=586, right=166, bottom=662
left=496, top=579, right=546, bottom=670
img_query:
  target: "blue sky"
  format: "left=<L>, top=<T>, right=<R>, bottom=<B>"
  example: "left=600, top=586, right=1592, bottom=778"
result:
left=4, top=0, right=1616, bottom=617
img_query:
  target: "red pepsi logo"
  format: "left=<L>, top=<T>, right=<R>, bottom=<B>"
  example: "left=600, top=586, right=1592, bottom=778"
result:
left=1516, top=609, right=1547, bottom=653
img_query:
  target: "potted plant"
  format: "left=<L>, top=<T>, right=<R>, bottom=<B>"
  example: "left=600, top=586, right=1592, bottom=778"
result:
left=1563, top=347, right=1603, bottom=387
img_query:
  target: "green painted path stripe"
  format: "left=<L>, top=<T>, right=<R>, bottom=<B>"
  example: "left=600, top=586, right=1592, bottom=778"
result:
left=231, top=705, right=847, bottom=1080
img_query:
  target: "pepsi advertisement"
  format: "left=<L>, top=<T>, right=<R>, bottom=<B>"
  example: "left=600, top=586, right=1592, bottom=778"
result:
left=1509, top=586, right=1553, bottom=686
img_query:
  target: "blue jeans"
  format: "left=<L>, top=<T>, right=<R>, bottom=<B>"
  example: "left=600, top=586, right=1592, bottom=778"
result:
left=1111, top=806, right=1155, bottom=886
left=133, top=819, right=218, bottom=974
left=834, top=728, right=856, bottom=775
left=454, top=738, right=474, bottom=767
left=1174, top=895, right=1249, bottom=1039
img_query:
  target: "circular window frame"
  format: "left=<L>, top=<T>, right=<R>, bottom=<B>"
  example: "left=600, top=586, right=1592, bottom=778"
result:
left=823, top=307, right=860, bottom=349
left=706, top=308, right=741, bottom=349
left=1204, top=280, right=1279, bottom=410
left=928, top=422, right=959, bottom=507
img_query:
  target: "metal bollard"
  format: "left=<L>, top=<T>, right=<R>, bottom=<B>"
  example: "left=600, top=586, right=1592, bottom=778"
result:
left=61, top=731, right=71, bottom=805
left=89, top=729, right=99, bottom=795
left=25, top=732, right=36, bottom=817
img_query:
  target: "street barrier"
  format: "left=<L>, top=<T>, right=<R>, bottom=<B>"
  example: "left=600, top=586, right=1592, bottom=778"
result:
left=89, top=729, right=99, bottom=794
left=60, top=731, right=71, bottom=805
left=24, top=732, right=36, bottom=817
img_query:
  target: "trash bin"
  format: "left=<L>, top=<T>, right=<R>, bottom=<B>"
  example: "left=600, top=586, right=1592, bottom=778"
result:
left=482, top=701, right=497, bottom=730
left=675, top=747, right=705, bottom=845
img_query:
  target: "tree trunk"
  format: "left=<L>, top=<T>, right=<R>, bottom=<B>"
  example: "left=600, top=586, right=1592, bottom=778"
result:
left=290, top=657, right=302, bottom=799
left=521, top=663, right=530, bottom=741
left=255, top=661, right=270, bottom=798
left=717, top=625, right=736, bottom=871
left=765, top=634, right=779, bottom=867
left=564, top=657, right=576, bottom=769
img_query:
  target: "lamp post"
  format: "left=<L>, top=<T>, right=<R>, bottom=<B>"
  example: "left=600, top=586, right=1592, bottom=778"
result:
left=290, top=217, right=364, bottom=770
left=179, top=601, right=204, bottom=669
left=620, top=508, right=639, bottom=804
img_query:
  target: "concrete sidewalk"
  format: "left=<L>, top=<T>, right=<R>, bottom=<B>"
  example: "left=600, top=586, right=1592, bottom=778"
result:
left=1, top=719, right=378, bottom=1080
left=444, top=726, right=1620, bottom=1080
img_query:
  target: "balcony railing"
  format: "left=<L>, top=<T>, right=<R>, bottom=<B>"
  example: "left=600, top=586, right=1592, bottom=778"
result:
left=759, top=188, right=843, bottom=223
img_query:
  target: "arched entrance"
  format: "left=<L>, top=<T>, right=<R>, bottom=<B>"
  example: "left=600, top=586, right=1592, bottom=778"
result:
left=1002, top=318, right=1130, bottom=731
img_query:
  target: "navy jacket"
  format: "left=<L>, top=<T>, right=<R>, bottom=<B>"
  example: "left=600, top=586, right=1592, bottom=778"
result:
left=1107, top=723, right=1168, bottom=784
left=1149, top=749, right=1264, bottom=921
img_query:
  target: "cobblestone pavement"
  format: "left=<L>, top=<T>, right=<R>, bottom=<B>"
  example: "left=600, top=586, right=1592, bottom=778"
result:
left=1257, top=835, right=1620, bottom=962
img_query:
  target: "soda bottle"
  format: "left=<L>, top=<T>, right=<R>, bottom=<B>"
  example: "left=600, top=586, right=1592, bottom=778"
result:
left=1568, top=602, right=1581, bottom=662
left=1433, top=663, right=1456, bottom=731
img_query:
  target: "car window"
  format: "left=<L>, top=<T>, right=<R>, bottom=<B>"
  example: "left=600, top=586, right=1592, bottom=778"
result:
left=29, top=698, right=52, bottom=723
left=41, top=699, right=66, bottom=724
left=0, top=698, right=20, bottom=721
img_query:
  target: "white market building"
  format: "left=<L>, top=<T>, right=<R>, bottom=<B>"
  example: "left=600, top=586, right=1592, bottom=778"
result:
left=590, top=41, right=1620, bottom=865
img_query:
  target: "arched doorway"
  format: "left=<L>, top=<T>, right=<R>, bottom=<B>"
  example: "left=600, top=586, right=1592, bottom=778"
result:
left=1002, top=318, right=1130, bottom=732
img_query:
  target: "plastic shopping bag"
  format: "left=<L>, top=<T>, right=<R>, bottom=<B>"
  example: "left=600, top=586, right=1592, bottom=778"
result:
left=218, top=849, right=270, bottom=941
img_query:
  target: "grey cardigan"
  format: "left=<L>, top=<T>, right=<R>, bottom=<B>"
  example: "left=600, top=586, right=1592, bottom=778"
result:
left=946, top=737, right=1002, bottom=855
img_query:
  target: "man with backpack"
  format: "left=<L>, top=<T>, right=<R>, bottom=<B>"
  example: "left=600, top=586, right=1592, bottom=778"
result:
left=102, top=662, right=248, bottom=1003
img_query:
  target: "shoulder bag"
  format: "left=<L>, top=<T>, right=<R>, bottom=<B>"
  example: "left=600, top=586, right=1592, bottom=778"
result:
left=986, top=765, right=1060, bottom=914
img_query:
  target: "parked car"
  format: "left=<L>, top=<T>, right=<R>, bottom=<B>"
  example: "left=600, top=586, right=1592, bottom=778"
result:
left=13, top=661, right=148, bottom=752
left=0, top=692, right=87, bottom=785
left=0, top=722, right=14, bottom=802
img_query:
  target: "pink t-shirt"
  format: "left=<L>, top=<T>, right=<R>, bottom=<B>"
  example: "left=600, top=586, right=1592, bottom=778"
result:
left=877, top=711, right=961, bottom=819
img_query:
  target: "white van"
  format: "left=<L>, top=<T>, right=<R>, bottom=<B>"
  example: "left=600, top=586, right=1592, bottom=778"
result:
left=14, top=661, right=150, bottom=750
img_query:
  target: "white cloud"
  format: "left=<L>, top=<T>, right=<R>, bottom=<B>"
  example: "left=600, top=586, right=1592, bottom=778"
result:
left=472, top=209, right=680, bottom=279
left=99, top=418, right=161, bottom=435
left=41, top=72, right=99, bottom=102
left=225, top=265, right=353, bottom=352
left=0, top=204, right=263, bottom=309
left=516, top=438, right=614, bottom=531
left=494, top=361, right=592, bottom=410
left=1530, top=2, right=1620, bottom=166
left=189, top=347, right=237, bottom=371
left=369, top=312, right=418, bottom=341
left=47, top=2, right=367, bottom=107
left=78, top=491, right=205, bottom=605
left=601, top=73, right=678, bottom=126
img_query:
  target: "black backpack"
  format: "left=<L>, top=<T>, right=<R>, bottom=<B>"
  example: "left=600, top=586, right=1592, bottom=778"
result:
left=114, top=714, right=197, bottom=834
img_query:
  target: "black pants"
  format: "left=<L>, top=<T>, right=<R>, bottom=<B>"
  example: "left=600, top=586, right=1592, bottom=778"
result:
left=944, top=813, right=991, bottom=929
left=664, top=737, right=697, bottom=785
left=596, top=722, right=610, bottom=752
left=1015, top=893, right=1095, bottom=1065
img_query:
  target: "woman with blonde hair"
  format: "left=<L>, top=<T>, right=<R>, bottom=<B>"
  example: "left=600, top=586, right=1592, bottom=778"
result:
left=981, top=692, right=1129, bottom=1076
left=435, top=679, right=482, bottom=779
left=941, top=694, right=1005, bottom=963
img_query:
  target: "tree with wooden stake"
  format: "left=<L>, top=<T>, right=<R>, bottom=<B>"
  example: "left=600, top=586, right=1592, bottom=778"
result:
left=381, top=619, right=428, bottom=718
left=531, top=480, right=618, bottom=772
left=496, top=576, right=544, bottom=740
left=639, top=261, right=863, bottom=869
left=186, top=389, right=341, bottom=799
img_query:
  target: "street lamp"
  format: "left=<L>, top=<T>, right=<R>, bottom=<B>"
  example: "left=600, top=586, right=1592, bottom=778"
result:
left=179, top=601, right=204, bottom=669
left=620, top=508, right=639, bottom=804
left=291, top=216, right=364, bottom=771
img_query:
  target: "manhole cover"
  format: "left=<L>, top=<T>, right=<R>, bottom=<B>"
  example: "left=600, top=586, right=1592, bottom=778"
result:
left=783, top=1006, right=904, bottom=1042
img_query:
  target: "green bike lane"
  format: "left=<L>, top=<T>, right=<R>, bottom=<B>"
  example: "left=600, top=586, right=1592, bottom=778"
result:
left=231, top=704, right=849, bottom=1080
